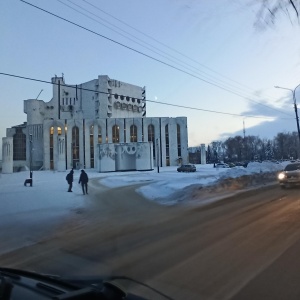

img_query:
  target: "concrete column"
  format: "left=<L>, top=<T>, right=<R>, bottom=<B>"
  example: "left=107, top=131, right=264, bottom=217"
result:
left=136, top=142, right=153, bottom=171
left=2, top=137, right=13, bottom=174
left=201, top=143, right=206, bottom=165
left=57, top=135, right=66, bottom=171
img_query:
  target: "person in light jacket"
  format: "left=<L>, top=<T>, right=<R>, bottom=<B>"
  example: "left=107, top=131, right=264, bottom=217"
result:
left=78, top=169, right=89, bottom=195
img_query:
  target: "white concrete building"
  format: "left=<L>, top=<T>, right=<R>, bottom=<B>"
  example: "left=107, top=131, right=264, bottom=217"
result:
left=3, top=75, right=188, bottom=172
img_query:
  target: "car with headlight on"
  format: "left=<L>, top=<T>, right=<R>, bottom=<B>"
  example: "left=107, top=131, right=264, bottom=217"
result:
left=278, top=162, right=300, bottom=188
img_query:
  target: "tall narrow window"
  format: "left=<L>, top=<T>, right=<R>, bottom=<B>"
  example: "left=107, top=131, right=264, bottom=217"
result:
left=72, top=126, right=79, bottom=168
left=50, top=127, right=54, bottom=169
left=90, top=125, right=94, bottom=168
left=130, top=125, right=137, bottom=142
left=124, top=122, right=126, bottom=143
left=98, top=126, right=102, bottom=144
left=112, top=125, right=119, bottom=143
left=13, top=128, right=26, bottom=160
left=177, top=124, right=181, bottom=157
left=148, top=124, right=155, bottom=159
left=57, top=127, right=62, bottom=136
left=165, top=124, right=170, bottom=166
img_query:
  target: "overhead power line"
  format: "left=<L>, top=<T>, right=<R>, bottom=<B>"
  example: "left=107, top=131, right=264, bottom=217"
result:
left=20, top=0, right=293, bottom=118
left=57, top=0, right=261, bottom=101
left=80, top=0, right=283, bottom=102
left=0, top=72, right=292, bottom=120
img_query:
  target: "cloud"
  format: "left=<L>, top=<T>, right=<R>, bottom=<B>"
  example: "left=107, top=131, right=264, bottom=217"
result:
left=219, top=95, right=297, bottom=140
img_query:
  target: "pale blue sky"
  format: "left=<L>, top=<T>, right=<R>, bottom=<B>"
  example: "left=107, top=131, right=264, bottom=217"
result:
left=1, top=0, right=300, bottom=158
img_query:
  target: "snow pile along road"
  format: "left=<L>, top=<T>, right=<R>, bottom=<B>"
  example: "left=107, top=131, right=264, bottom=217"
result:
left=99, top=161, right=288, bottom=205
left=166, top=161, right=287, bottom=206
left=216, top=162, right=284, bottom=190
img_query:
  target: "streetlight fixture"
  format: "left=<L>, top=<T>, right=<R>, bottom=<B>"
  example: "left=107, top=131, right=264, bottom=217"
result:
left=29, top=134, right=32, bottom=175
left=275, top=84, right=300, bottom=145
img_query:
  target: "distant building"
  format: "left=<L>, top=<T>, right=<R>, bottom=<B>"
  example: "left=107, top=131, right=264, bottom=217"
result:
left=188, top=145, right=206, bottom=165
left=2, top=75, right=188, bottom=172
left=188, top=147, right=201, bottom=164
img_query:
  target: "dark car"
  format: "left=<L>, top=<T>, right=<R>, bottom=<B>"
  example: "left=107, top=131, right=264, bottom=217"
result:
left=177, top=164, right=196, bottom=172
left=215, top=163, right=230, bottom=168
left=278, top=162, right=300, bottom=188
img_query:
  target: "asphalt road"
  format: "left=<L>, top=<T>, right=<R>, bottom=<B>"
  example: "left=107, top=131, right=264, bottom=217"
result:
left=1, top=180, right=300, bottom=300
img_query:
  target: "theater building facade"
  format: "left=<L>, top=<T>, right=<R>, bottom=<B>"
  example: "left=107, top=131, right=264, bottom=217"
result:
left=2, top=75, right=188, bottom=173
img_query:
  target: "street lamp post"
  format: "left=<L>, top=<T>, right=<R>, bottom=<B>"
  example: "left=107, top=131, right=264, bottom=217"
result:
left=29, top=133, right=33, bottom=184
left=275, top=84, right=300, bottom=145
left=156, top=138, right=160, bottom=173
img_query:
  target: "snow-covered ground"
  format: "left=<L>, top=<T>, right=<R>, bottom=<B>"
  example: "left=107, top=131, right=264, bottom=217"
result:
left=99, top=161, right=287, bottom=203
left=0, top=161, right=287, bottom=208
left=0, top=162, right=287, bottom=254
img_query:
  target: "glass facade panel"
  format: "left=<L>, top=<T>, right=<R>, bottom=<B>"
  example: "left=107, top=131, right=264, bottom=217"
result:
left=50, top=127, right=54, bottom=169
left=112, top=125, right=120, bottom=143
left=148, top=124, right=155, bottom=159
left=90, top=125, right=94, bottom=168
left=165, top=124, right=170, bottom=166
left=177, top=124, right=181, bottom=157
left=130, top=125, right=137, bottom=142
left=72, top=126, right=80, bottom=168
left=13, top=128, right=26, bottom=161
left=98, top=127, right=102, bottom=144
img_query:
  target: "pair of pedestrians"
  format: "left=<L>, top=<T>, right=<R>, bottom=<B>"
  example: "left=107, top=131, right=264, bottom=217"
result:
left=66, top=169, right=89, bottom=195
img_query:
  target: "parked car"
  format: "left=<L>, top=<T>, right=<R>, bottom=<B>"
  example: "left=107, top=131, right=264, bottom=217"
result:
left=278, top=162, right=300, bottom=188
left=227, top=162, right=236, bottom=168
left=177, top=164, right=196, bottom=172
left=215, top=163, right=230, bottom=168
left=235, top=161, right=248, bottom=168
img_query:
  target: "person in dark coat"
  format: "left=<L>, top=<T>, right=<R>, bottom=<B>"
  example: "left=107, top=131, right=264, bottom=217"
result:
left=66, top=169, right=74, bottom=192
left=78, top=169, right=89, bottom=195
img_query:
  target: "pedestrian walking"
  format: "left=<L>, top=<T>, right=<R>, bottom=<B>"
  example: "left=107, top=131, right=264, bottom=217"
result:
left=66, top=169, right=74, bottom=192
left=78, top=169, right=89, bottom=195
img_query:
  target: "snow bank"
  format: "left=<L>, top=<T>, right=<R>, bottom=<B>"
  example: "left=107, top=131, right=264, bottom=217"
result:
left=218, top=162, right=284, bottom=180
left=98, top=162, right=286, bottom=204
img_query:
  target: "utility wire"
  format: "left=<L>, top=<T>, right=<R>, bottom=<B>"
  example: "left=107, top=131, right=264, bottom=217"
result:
left=20, top=0, right=293, bottom=118
left=58, top=0, right=260, bottom=100
left=81, top=0, right=281, bottom=101
left=0, top=72, right=292, bottom=120
left=58, top=0, right=290, bottom=116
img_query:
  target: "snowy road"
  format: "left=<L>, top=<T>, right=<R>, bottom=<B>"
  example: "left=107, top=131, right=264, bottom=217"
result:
left=1, top=182, right=300, bottom=299
left=0, top=162, right=284, bottom=255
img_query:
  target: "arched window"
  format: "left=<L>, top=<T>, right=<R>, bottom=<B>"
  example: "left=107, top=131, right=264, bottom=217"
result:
left=57, top=127, right=62, bottom=136
left=72, top=126, right=79, bottom=168
left=165, top=124, right=170, bottom=166
left=50, top=127, right=54, bottom=169
left=13, top=128, right=26, bottom=161
left=90, top=125, right=94, bottom=168
left=130, top=125, right=137, bottom=142
left=148, top=124, right=155, bottom=159
left=177, top=124, right=181, bottom=157
left=98, top=127, right=102, bottom=144
left=112, top=125, right=120, bottom=143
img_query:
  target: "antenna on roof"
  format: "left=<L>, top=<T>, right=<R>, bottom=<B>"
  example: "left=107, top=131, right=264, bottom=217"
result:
left=36, top=89, right=43, bottom=99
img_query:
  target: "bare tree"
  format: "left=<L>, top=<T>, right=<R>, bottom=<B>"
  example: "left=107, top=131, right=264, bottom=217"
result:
left=250, top=0, right=300, bottom=29
left=220, top=131, right=299, bottom=162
